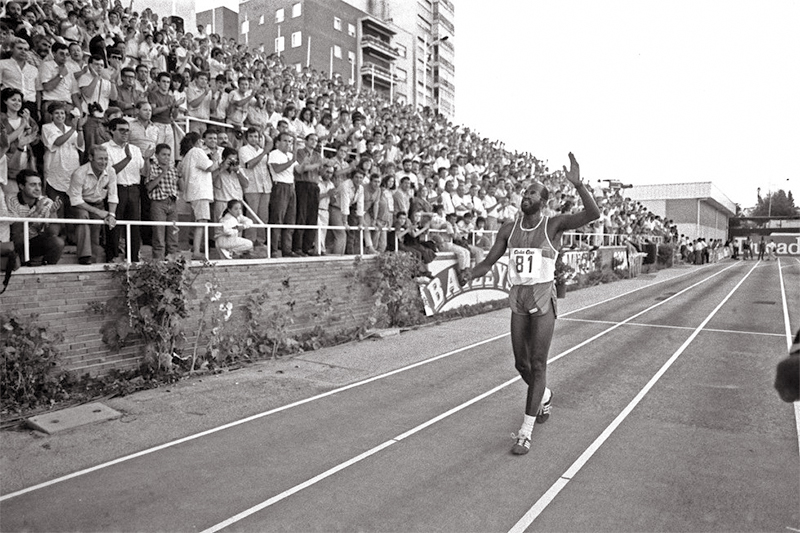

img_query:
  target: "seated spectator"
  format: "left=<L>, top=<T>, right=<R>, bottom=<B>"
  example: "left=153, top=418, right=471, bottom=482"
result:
left=68, top=144, right=118, bottom=265
left=145, top=144, right=180, bottom=260
left=7, top=169, right=64, bottom=266
left=393, top=210, right=435, bottom=267
left=214, top=199, right=253, bottom=259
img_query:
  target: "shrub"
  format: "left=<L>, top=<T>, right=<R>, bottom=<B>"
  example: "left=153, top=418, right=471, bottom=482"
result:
left=1, top=313, right=68, bottom=413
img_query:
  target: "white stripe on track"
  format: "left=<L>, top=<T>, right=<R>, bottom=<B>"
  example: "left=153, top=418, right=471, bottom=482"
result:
left=201, top=377, right=520, bottom=533
left=198, top=263, right=741, bottom=532
left=0, top=262, right=728, bottom=503
left=507, top=261, right=759, bottom=533
left=777, top=258, right=800, bottom=454
left=561, top=317, right=787, bottom=337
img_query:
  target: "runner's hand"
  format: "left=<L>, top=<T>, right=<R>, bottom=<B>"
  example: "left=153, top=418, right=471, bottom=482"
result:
left=563, top=152, right=581, bottom=187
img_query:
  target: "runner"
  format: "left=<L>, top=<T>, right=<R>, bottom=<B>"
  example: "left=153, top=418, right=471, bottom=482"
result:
left=468, top=153, right=601, bottom=455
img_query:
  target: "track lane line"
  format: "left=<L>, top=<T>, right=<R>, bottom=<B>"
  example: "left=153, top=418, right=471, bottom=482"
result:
left=197, top=264, right=741, bottom=532
left=0, top=263, right=734, bottom=503
left=561, top=317, right=787, bottom=337
left=507, top=261, right=759, bottom=533
left=777, top=257, right=800, bottom=453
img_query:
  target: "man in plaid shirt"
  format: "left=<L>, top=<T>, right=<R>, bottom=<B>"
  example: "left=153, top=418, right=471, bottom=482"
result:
left=145, top=144, right=180, bottom=260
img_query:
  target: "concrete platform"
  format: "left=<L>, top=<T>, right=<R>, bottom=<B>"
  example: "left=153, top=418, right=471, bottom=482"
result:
left=26, top=402, right=122, bottom=434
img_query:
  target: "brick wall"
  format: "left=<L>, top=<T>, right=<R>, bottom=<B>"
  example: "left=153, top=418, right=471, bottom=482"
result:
left=0, top=257, right=377, bottom=377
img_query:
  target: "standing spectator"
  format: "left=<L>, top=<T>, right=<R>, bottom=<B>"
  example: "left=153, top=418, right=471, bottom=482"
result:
left=392, top=176, right=412, bottom=216
left=293, top=133, right=324, bottom=256
left=267, top=131, right=298, bottom=257
left=1, top=88, right=38, bottom=197
left=0, top=38, right=38, bottom=120
left=179, top=131, right=218, bottom=259
left=145, top=143, right=180, bottom=260
left=362, top=172, right=382, bottom=254
left=7, top=170, right=64, bottom=266
left=226, top=76, right=255, bottom=130
left=213, top=146, right=249, bottom=222
left=68, top=145, right=118, bottom=265
left=127, top=101, right=158, bottom=160
left=38, top=42, right=80, bottom=122
left=317, top=165, right=336, bottom=255
left=185, top=71, right=212, bottom=133
left=238, top=127, right=271, bottom=243
left=102, top=118, right=145, bottom=262
left=115, top=67, right=142, bottom=117
left=148, top=71, right=176, bottom=159
left=79, top=55, right=117, bottom=116
left=42, top=103, right=84, bottom=237
left=341, top=169, right=366, bottom=255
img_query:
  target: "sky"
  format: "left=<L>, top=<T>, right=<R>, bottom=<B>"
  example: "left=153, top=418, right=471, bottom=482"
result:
left=196, top=0, right=798, bottom=208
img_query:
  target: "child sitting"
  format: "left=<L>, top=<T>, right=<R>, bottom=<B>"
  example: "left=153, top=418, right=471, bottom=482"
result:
left=215, top=199, right=254, bottom=259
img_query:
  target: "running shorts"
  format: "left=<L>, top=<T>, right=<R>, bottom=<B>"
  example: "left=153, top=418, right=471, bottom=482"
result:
left=509, top=283, right=557, bottom=317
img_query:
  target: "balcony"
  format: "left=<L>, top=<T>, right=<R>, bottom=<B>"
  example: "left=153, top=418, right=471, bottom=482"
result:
left=436, top=0, right=455, bottom=14
left=361, top=34, right=400, bottom=60
left=360, top=15, right=395, bottom=38
left=361, top=62, right=398, bottom=87
left=433, top=14, right=455, bottom=35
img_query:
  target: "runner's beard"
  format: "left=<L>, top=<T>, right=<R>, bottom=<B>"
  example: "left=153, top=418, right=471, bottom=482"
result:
left=521, top=201, right=542, bottom=215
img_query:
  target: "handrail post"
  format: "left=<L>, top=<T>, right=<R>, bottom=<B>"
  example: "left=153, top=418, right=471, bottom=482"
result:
left=23, top=221, right=30, bottom=262
left=125, top=222, right=132, bottom=263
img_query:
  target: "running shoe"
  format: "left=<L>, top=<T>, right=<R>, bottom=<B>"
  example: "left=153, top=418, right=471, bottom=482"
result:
left=511, top=432, right=531, bottom=455
left=536, top=391, right=553, bottom=423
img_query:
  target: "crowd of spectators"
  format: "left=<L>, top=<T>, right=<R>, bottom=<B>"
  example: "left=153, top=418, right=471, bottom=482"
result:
left=0, top=0, right=676, bottom=272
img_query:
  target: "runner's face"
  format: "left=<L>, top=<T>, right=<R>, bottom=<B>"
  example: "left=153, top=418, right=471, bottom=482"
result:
left=521, top=185, right=546, bottom=215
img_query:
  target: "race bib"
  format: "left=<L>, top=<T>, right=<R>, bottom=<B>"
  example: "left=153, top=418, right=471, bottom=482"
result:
left=510, top=248, right=543, bottom=277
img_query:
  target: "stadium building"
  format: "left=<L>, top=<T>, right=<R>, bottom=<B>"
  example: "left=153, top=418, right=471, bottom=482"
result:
left=236, top=0, right=455, bottom=118
left=625, top=182, right=737, bottom=241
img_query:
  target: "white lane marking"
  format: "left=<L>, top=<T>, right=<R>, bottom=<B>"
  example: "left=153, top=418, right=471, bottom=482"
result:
left=198, top=264, right=741, bottom=532
left=507, top=261, right=759, bottom=533
left=0, top=263, right=731, bottom=502
left=777, top=258, right=800, bottom=454
left=561, top=317, right=787, bottom=337
left=201, top=377, right=520, bottom=533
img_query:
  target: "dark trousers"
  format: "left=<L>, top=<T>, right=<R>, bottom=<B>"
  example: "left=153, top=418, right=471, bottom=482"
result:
left=268, top=182, right=296, bottom=255
left=106, top=184, right=141, bottom=261
left=345, top=212, right=360, bottom=255
left=293, top=181, right=320, bottom=254
left=10, top=224, right=64, bottom=265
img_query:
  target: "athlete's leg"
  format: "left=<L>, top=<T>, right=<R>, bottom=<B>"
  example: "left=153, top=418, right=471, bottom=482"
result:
left=524, top=308, right=556, bottom=416
left=510, top=312, right=532, bottom=385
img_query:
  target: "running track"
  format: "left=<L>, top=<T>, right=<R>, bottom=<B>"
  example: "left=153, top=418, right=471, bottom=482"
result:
left=2, top=259, right=799, bottom=532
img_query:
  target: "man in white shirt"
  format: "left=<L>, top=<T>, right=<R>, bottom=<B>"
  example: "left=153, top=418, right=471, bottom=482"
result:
left=102, top=118, right=144, bottom=261
left=38, top=42, right=80, bottom=122
left=268, top=131, right=299, bottom=257
left=395, top=158, right=418, bottom=188
left=0, top=38, right=39, bottom=118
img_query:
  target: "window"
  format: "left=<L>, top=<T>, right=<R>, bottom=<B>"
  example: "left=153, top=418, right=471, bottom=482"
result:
left=347, top=23, right=356, bottom=37
left=295, top=63, right=302, bottom=73
left=396, top=43, right=407, bottom=58
left=333, top=17, right=342, bottom=31
left=275, top=36, right=285, bottom=53
left=259, top=15, right=265, bottom=25
left=292, top=2, right=302, bottom=18
left=275, top=8, right=284, bottom=23
left=291, top=31, right=302, bottom=48
left=395, top=67, right=407, bottom=81
left=347, top=51, right=355, bottom=63
left=241, top=20, right=249, bottom=33
left=333, top=45, right=342, bottom=58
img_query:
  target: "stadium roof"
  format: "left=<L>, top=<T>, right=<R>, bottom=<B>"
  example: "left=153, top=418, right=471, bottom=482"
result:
left=625, top=182, right=737, bottom=216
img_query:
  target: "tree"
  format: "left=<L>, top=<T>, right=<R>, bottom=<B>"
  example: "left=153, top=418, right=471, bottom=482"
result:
left=751, top=189, right=797, bottom=217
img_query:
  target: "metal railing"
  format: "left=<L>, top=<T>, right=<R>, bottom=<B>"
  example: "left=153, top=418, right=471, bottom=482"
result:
left=1, top=214, right=658, bottom=267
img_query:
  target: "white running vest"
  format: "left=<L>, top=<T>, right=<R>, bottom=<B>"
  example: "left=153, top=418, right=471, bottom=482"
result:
left=507, top=216, right=558, bottom=286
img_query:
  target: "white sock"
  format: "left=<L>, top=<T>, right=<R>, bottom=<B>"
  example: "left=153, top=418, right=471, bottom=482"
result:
left=519, top=414, right=536, bottom=439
